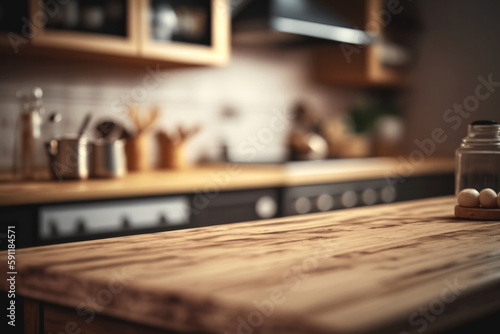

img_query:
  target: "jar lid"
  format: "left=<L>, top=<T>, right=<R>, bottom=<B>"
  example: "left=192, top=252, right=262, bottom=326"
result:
left=461, top=120, right=500, bottom=148
left=471, top=120, right=498, bottom=126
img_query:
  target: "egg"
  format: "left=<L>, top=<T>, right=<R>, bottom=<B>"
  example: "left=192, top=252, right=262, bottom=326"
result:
left=479, top=188, right=498, bottom=208
left=497, top=192, right=500, bottom=208
left=457, top=189, right=480, bottom=208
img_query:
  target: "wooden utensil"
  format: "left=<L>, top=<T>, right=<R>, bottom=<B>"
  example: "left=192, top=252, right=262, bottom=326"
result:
left=157, top=125, right=201, bottom=169
left=125, top=106, right=160, bottom=171
left=128, top=105, right=159, bottom=134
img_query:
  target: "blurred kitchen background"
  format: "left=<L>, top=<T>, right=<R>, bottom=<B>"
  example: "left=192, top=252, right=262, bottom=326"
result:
left=0, top=0, right=498, bottom=169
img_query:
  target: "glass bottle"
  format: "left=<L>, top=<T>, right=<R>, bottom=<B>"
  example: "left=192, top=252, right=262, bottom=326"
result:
left=14, top=87, right=47, bottom=180
left=455, top=120, right=500, bottom=194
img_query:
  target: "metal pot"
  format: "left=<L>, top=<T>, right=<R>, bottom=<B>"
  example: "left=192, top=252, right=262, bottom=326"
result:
left=90, top=139, right=127, bottom=178
left=46, top=136, right=89, bottom=180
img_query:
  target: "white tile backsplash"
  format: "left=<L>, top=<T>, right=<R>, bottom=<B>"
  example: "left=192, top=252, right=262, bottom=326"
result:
left=0, top=47, right=363, bottom=169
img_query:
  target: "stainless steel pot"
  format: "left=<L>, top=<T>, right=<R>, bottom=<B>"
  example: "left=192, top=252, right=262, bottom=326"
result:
left=90, top=139, right=127, bottom=178
left=47, top=136, right=89, bottom=180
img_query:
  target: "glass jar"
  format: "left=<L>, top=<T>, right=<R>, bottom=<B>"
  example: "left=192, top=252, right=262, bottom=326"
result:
left=455, top=120, right=500, bottom=194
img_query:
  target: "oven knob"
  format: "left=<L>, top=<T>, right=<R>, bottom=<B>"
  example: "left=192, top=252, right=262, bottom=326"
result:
left=380, top=186, right=397, bottom=203
left=293, top=197, right=312, bottom=214
left=341, top=191, right=358, bottom=208
left=315, top=194, right=334, bottom=212
left=362, top=188, right=378, bottom=206
left=255, top=196, right=277, bottom=219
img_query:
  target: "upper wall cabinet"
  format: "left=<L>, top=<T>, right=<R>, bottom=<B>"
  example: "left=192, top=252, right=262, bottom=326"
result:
left=312, top=0, right=420, bottom=87
left=0, top=0, right=230, bottom=66
left=139, top=0, right=229, bottom=65
left=29, top=0, right=140, bottom=57
left=0, top=2, right=29, bottom=48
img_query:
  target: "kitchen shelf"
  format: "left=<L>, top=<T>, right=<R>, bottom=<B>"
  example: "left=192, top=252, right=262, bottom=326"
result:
left=28, top=0, right=140, bottom=57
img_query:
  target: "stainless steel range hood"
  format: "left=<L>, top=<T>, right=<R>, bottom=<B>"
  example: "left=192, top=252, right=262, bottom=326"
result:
left=231, top=0, right=373, bottom=45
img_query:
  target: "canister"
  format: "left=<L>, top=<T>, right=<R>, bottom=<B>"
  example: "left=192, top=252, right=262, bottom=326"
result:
left=455, top=120, right=500, bottom=194
left=47, top=136, right=89, bottom=180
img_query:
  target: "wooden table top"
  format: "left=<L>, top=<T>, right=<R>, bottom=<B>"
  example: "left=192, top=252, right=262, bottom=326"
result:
left=0, top=158, right=454, bottom=206
left=2, top=196, right=499, bottom=333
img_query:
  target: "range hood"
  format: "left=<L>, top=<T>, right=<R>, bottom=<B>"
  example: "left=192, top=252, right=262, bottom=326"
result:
left=231, top=0, right=373, bottom=45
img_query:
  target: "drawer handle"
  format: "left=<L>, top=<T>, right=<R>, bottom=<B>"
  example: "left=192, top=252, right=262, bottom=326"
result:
left=159, top=215, right=168, bottom=226
left=49, top=221, right=58, bottom=237
left=76, top=219, right=86, bottom=234
left=122, top=217, right=131, bottom=229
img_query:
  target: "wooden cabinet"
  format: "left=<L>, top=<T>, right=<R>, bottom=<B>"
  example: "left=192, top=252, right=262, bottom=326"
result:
left=313, top=0, right=419, bottom=87
left=0, top=2, right=29, bottom=48
left=139, top=0, right=229, bottom=65
left=1, top=0, right=229, bottom=66
left=28, top=0, right=140, bottom=57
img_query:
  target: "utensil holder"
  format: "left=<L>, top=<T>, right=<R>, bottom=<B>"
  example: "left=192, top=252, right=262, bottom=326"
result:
left=125, top=134, right=151, bottom=171
left=47, top=136, right=89, bottom=181
left=158, top=142, right=186, bottom=169
left=91, top=139, right=127, bottom=178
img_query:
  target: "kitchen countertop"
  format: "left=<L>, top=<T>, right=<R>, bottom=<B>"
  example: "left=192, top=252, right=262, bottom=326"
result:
left=0, top=157, right=454, bottom=206
left=2, top=196, right=499, bottom=333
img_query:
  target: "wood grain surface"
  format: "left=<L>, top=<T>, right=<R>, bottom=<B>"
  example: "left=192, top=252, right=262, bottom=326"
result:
left=0, top=158, right=454, bottom=206
left=23, top=299, right=41, bottom=334
left=1, top=197, right=499, bottom=333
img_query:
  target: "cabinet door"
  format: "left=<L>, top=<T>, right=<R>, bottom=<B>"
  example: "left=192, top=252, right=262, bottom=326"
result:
left=139, top=0, right=229, bottom=65
left=190, top=188, right=280, bottom=228
left=28, top=0, right=140, bottom=56
left=396, top=174, right=455, bottom=202
left=313, top=0, right=413, bottom=87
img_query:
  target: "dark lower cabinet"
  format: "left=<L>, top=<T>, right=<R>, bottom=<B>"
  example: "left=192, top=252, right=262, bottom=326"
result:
left=281, top=173, right=455, bottom=216
left=396, top=173, right=455, bottom=202
left=6, top=294, right=499, bottom=334
left=190, top=188, right=280, bottom=227
left=440, top=310, right=500, bottom=333
left=0, top=188, right=281, bottom=248
left=0, top=209, right=36, bottom=251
